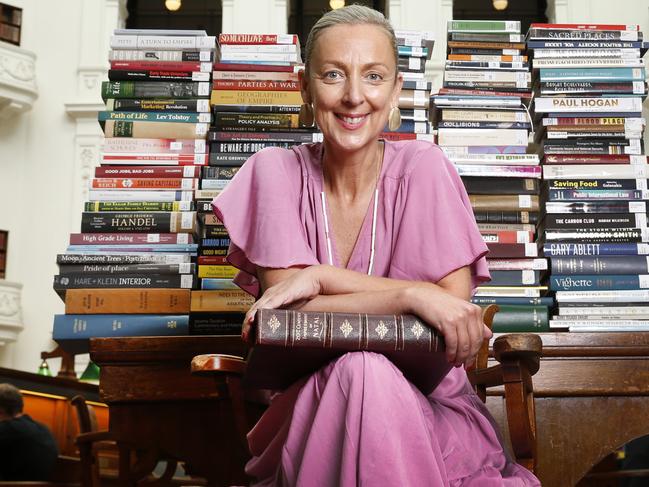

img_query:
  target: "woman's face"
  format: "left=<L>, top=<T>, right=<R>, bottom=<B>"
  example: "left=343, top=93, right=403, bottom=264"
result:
left=301, top=23, right=403, bottom=155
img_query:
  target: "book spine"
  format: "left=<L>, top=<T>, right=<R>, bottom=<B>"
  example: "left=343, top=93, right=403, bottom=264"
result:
left=56, top=254, right=190, bottom=265
left=218, top=33, right=298, bottom=45
left=545, top=228, right=648, bottom=243
left=69, top=232, right=192, bottom=245
left=211, top=141, right=294, bottom=153
left=530, top=23, right=639, bottom=31
left=469, top=195, right=539, bottom=211
left=449, top=33, right=525, bottom=43
left=545, top=202, right=646, bottom=214
left=551, top=256, right=649, bottom=274
left=490, top=305, right=550, bottom=333
left=109, top=50, right=214, bottom=62
left=110, top=35, right=216, bottom=50
left=101, top=154, right=208, bottom=166
left=110, top=60, right=212, bottom=72
left=534, top=49, right=641, bottom=59
left=438, top=128, right=529, bottom=146
left=528, top=28, right=640, bottom=41
left=486, top=258, right=548, bottom=271
left=53, top=274, right=197, bottom=292
left=95, top=165, right=201, bottom=178
left=255, top=309, right=442, bottom=353
left=59, top=263, right=194, bottom=275
left=212, top=70, right=299, bottom=82
left=441, top=109, right=527, bottom=122
left=106, top=98, right=211, bottom=112
left=80, top=212, right=196, bottom=233
left=214, top=112, right=300, bottom=129
left=83, top=201, right=193, bottom=212
left=547, top=188, right=648, bottom=201
left=447, top=20, right=520, bottom=33
left=534, top=59, right=644, bottom=69
left=210, top=89, right=303, bottom=106
left=448, top=41, right=525, bottom=49
left=486, top=243, right=539, bottom=258
left=208, top=152, right=249, bottom=166
left=488, top=270, right=541, bottom=286
left=539, top=67, right=645, bottom=81
left=53, top=314, right=189, bottom=339
left=212, top=79, right=300, bottom=91
left=197, top=265, right=238, bottom=279
left=101, top=138, right=207, bottom=154
left=543, top=139, right=643, bottom=155
left=535, top=97, right=642, bottom=113
left=210, top=104, right=301, bottom=114
left=551, top=274, right=649, bottom=291
left=543, top=164, right=648, bottom=179
left=221, top=44, right=299, bottom=54
left=543, top=243, right=649, bottom=256
left=455, top=165, right=542, bottom=178
left=462, top=177, right=539, bottom=195
left=65, top=244, right=197, bottom=253
left=189, top=314, right=244, bottom=335
left=208, top=130, right=320, bottom=143
left=481, top=230, right=533, bottom=244
left=474, top=211, right=538, bottom=224
left=528, top=41, right=644, bottom=49
left=438, top=121, right=531, bottom=129
left=104, top=120, right=209, bottom=139
left=220, top=52, right=300, bottom=63
left=190, top=290, right=255, bottom=312
left=64, top=288, right=191, bottom=314
left=472, top=296, right=553, bottom=306
left=213, top=62, right=295, bottom=73
left=108, top=69, right=211, bottom=82
left=90, top=177, right=199, bottom=190
left=101, top=81, right=210, bottom=99
left=543, top=213, right=647, bottom=228
left=444, top=70, right=530, bottom=83
left=87, top=190, right=193, bottom=202
left=201, top=166, right=240, bottom=179
left=99, top=111, right=211, bottom=124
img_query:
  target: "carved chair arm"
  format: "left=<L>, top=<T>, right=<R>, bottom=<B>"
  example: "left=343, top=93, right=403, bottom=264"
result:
left=190, top=354, right=247, bottom=377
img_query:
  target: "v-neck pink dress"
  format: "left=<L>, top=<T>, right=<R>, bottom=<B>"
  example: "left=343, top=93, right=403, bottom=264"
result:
left=213, top=140, right=541, bottom=487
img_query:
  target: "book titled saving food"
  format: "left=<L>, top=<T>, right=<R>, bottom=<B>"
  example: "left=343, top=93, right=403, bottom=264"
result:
left=245, top=308, right=451, bottom=394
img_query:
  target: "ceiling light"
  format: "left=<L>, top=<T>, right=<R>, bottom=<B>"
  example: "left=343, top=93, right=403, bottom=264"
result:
left=330, top=0, right=345, bottom=9
left=493, top=0, right=508, bottom=10
left=165, top=0, right=182, bottom=11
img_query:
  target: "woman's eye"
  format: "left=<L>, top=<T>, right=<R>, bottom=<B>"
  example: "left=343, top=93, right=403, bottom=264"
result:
left=324, top=71, right=342, bottom=80
left=367, top=73, right=383, bottom=82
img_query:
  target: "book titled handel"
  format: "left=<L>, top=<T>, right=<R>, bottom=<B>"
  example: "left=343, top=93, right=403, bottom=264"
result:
left=243, top=308, right=452, bottom=394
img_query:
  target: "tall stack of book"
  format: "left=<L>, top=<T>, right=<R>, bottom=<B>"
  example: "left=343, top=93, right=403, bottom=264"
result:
left=528, top=23, right=649, bottom=332
left=51, top=29, right=217, bottom=351
left=383, top=30, right=435, bottom=143
left=432, top=19, right=550, bottom=334
left=189, top=32, right=316, bottom=335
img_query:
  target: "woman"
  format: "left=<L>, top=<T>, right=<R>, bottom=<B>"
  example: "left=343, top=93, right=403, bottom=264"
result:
left=213, top=5, right=541, bottom=486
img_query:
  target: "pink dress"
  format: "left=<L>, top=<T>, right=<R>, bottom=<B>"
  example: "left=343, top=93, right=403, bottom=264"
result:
left=213, top=140, right=541, bottom=487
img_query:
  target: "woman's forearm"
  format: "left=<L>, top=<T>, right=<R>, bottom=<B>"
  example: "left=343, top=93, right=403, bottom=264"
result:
left=293, top=288, right=414, bottom=315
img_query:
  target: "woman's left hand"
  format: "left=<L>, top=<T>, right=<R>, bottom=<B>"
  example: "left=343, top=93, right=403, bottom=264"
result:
left=242, top=266, right=322, bottom=342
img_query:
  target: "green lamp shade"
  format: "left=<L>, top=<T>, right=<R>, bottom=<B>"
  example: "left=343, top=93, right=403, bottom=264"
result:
left=79, top=361, right=100, bottom=384
left=37, top=360, right=52, bottom=377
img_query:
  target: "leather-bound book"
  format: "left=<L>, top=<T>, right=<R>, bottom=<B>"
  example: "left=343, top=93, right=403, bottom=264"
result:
left=243, top=308, right=451, bottom=395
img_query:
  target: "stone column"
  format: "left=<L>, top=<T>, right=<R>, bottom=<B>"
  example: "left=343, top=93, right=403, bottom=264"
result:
left=221, top=0, right=289, bottom=34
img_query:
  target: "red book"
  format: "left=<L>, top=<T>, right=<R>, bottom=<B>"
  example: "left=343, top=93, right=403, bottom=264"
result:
left=212, top=79, right=300, bottom=91
left=101, top=153, right=208, bottom=166
left=213, top=62, right=300, bottom=73
left=110, top=60, right=212, bottom=72
left=481, top=230, right=534, bottom=244
left=218, top=33, right=298, bottom=45
left=95, top=166, right=201, bottom=178
left=380, top=132, right=433, bottom=142
left=529, top=23, right=639, bottom=31
left=197, top=256, right=229, bottom=265
left=69, top=233, right=193, bottom=245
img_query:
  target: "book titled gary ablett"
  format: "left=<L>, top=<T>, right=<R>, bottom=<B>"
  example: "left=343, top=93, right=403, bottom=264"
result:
left=244, top=309, right=452, bottom=394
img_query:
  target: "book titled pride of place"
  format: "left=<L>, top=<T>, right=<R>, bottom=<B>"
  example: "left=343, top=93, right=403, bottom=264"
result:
left=244, top=308, right=451, bottom=394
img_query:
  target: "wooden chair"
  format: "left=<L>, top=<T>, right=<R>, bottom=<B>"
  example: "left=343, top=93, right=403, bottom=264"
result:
left=191, top=305, right=543, bottom=477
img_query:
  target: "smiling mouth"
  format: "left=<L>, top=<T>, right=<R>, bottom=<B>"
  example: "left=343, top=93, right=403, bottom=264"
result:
left=336, top=113, right=368, bottom=126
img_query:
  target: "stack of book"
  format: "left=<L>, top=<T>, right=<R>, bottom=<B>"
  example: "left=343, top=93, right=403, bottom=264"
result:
left=190, top=32, right=316, bottom=335
left=528, top=23, right=649, bottom=332
left=51, top=29, right=218, bottom=350
left=432, top=19, right=550, bottom=334
left=383, top=30, right=435, bottom=142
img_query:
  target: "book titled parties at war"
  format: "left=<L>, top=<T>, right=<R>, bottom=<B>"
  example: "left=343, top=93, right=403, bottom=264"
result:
left=53, top=273, right=197, bottom=297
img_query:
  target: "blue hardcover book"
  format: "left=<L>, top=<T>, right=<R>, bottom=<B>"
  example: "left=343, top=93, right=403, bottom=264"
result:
left=540, top=67, right=646, bottom=82
left=383, top=119, right=431, bottom=134
left=200, top=278, right=239, bottom=290
left=551, top=256, right=649, bottom=275
left=53, top=314, right=189, bottom=340
left=551, top=274, right=649, bottom=291
left=544, top=243, right=649, bottom=256
left=471, top=296, right=554, bottom=306
left=98, top=111, right=210, bottom=124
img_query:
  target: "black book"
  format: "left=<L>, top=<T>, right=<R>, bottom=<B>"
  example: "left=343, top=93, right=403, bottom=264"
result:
left=551, top=255, right=649, bottom=275
left=211, top=104, right=301, bottom=114
left=53, top=273, right=197, bottom=297
left=542, top=213, right=648, bottom=229
left=474, top=210, right=539, bottom=224
left=208, top=152, right=249, bottom=166
left=462, top=177, right=539, bottom=195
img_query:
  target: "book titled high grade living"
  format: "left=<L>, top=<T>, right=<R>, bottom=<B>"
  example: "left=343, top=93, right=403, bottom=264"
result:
left=244, top=309, right=453, bottom=394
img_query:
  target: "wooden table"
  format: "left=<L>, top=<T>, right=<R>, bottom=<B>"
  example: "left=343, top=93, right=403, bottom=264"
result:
left=90, top=335, right=248, bottom=486
left=92, top=333, right=649, bottom=487
left=487, top=332, right=649, bottom=487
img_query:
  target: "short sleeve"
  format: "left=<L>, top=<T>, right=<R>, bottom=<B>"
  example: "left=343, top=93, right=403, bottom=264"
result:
left=212, top=147, right=319, bottom=297
left=389, top=144, right=490, bottom=289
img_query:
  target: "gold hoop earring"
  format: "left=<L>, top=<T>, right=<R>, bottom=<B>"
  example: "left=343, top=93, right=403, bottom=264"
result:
left=299, top=103, right=315, bottom=127
left=388, top=106, right=402, bottom=131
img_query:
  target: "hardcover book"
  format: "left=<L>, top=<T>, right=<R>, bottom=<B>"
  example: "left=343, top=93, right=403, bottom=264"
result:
left=244, top=308, right=452, bottom=394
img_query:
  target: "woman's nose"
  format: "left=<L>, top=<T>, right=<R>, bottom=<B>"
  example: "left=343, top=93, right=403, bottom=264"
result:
left=342, top=76, right=363, bottom=105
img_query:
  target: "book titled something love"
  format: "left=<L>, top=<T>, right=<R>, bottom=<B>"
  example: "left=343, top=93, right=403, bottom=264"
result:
left=244, top=308, right=452, bottom=394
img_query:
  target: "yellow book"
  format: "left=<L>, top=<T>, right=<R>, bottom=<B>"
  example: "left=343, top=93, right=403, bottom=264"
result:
left=198, top=265, right=239, bottom=279
left=190, top=290, right=254, bottom=312
left=210, top=89, right=303, bottom=106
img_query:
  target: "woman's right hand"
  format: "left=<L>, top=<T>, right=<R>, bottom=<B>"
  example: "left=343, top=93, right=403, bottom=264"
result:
left=404, top=286, right=491, bottom=368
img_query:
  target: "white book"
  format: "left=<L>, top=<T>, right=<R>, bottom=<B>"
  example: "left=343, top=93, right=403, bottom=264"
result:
left=220, top=44, right=299, bottom=54
left=533, top=49, right=641, bottom=59
left=559, top=306, right=649, bottom=316
left=444, top=70, right=531, bottom=83
left=534, top=96, right=643, bottom=113
left=474, top=286, right=546, bottom=297
left=219, top=52, right=301, bottom=62
left=110, top=35, right=216, bottom=50
left=101, top=153, right=208, bottom=165
left=454, top=164, right=542, bottom=178
left=109, top=50, right=214, bottom=62
left=438, top=128, right=529, bottom=146
left=554, top=319, right=649, bottom=327
left=433, top=97, right=522, bottom=107
left=556, top=289, right=649, bottom=303
left=546, top=201, right=646, bottom=213
left=446, top=153, right=539, bottom=165
left=114, top=29, right=208, bottom=36
left=87, top=190, right=194, bottom=202
left=486, top=258, right=548, bottom=270
left=569, top=325, right=649, bottom=332
left=533, top=58, right=645, bottom=69
left=543, top=164, right=649, bottom=179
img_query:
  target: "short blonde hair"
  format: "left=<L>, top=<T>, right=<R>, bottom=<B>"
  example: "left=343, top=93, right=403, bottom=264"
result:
left=304, top=5, right=398, bottom=75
